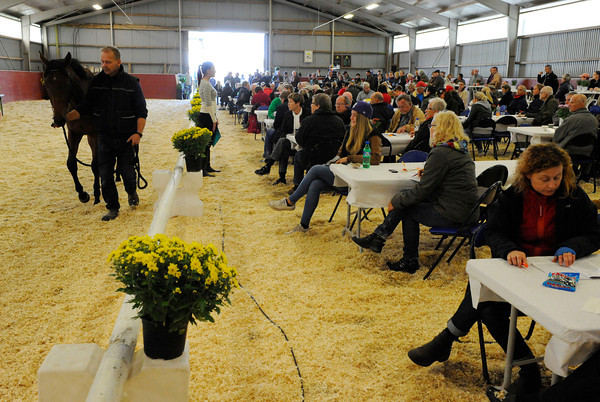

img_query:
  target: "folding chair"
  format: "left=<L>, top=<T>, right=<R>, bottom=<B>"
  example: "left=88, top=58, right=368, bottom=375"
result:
left=471, top=118, right=497, bottom=160
left=493, top=116, right=518, bottom=156
left=476, top=165, right=509, bottom=188
left=399, top=150, right=428, bottom=162
left=423, top=181, right=503, bottom=280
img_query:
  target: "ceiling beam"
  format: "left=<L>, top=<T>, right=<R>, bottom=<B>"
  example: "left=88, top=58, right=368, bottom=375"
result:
left=272, top=0, right=388, bottom=36
left=0, top=0, right=27, bottom=12
left=42, top=0, right=161, bottom=26
left=317, top=1, right=410, bottom=35
left=30, top=0, right=98, bottom=24
left=383, top=0, right=450, bottom=28
left=474, top=0, right=511, bottom=16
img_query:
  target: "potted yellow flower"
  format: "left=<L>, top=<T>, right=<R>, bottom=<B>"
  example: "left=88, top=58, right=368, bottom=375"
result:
left=171, top=127, right=212, bottom=171
left=109, top=234, right=238, bottom=359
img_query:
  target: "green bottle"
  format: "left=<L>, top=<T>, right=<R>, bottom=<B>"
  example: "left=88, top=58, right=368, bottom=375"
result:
left=363, top=141, right=371, bottom=169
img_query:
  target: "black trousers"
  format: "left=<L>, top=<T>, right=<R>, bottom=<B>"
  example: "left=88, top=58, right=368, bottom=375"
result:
left=541, top=348, right=600, bottom=401
left=98, top=136, right=137, bottom=211
left=448, top=284, right=533, bottom=361
left=197, top=112, right=215, bottom=170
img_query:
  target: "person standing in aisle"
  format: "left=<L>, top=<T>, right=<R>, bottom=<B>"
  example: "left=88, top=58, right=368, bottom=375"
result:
left=67, top=46, right=147, bottom=221
left=197, top=61, right=220, bottom=177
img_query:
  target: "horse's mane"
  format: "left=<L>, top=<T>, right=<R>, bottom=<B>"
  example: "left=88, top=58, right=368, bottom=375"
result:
left=69, top=58, right=92, bottom=80
left=44, top=56, right=92, bottom=81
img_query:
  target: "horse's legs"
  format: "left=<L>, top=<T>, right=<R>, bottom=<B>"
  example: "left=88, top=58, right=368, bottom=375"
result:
left=87, top=134, right=101, bottom=204
left=66, top=130, right=90, bottom=203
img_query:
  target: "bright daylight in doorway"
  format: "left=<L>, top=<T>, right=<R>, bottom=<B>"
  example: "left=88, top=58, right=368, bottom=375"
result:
left=189, top=31, right=265, bottom=85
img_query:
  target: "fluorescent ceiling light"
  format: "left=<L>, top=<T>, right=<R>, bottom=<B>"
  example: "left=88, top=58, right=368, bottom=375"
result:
left=93, top=4, right=103, bottom=10
left=343, top=13, right=354, bottom=19
left=365, top=3, right=379, bottom=10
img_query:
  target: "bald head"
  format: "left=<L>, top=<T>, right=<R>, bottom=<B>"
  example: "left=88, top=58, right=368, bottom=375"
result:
left=371, top=92, right=384, bottom=104
left=569, top=93, right=587, bottom=112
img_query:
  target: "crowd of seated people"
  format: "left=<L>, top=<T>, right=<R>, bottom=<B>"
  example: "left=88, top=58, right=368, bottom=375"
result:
left=219, top=66, right=600, bottom=401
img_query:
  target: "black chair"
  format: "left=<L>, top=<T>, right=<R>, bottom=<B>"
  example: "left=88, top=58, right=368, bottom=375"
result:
left=469, top=222, right=538, bottom=384
left=477, top=164, right=509, bottom=188
left=493, top=116, right=518, bottom=156
left=423, top=181, right=503, bottom=280
left=470, top=118, right=497, bottom=160
left=568, top=133, right=598, bottom=192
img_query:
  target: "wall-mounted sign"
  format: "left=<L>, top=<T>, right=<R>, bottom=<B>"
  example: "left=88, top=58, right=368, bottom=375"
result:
left=304, top=50, right=313, bottom=63
left=334, top=54, right=352, bottom=68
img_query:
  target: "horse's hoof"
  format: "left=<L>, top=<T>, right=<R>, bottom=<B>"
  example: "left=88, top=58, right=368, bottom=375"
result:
left=79, top=192, right=90, bottom=203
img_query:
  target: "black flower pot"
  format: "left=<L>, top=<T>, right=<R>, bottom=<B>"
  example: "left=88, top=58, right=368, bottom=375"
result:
left=184, top=155, right=203, bottom=172
left=141, top=317, right=188, bottom=360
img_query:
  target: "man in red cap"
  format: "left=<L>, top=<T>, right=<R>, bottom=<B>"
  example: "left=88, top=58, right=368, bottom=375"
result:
left=412, top=81, right=427, bottom=106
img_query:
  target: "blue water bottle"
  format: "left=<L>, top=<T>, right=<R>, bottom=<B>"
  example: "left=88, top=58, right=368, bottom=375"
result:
left=363, top=141, right=371, bottom=169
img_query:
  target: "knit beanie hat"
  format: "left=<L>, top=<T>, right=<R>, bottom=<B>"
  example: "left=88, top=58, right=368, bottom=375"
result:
left=352, top=101, right=373, bottom=119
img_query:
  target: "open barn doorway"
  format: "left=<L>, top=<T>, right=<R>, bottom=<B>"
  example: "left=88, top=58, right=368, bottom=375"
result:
left=189, top=31, right=265, bottom=90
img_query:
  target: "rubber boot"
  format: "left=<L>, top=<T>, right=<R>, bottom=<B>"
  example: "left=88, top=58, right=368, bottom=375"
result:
left=408, top=328, right=457, bottom=367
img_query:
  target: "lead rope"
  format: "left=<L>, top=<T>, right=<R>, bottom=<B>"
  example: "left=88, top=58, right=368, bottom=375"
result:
left=61, top=125, right=93, bottom=167
left=62, top=125, right=147, bottom=190
left=132, top=144, right=148, bottom=189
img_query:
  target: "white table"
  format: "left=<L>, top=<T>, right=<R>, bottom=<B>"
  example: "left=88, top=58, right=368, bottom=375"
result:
left=467, top=256, right=600, bottom=389
left=255, top=110, right=269, bottom=140
left=255, top=110, right=268, bottom=122
left=382, top=133, right=413, bottom=156
left=264, top=118, right=275, bottom=130
left=331, top=160, right=517, bottom=209
left=243, top=104, right=253, bottom=113
left=508, top=126, right=555, bottom=145
left=458, top=115, right=533, bottom=126
left=330, top=160, right=517, bottom=244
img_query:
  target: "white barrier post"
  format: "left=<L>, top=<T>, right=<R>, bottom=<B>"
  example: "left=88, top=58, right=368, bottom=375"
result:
left=39, top=154, right=201, bottom=402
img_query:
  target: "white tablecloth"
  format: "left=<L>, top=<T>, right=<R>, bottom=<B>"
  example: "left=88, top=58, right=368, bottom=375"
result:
left=330, top=160, right=517, bottom=209
left=255, top=110, right=268, bottom=123
left=382, top=132, right=413, bottom=155
left=243, top=104, right=253, bottom=113
left=467, top=256, right=600, bottom=376
left=508, top=126, right=555, bottom=145
left=458, top=115, right=533, bottom=126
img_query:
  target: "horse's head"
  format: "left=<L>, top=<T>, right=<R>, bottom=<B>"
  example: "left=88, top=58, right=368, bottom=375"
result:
left=41, top=52, right=75, bottom=127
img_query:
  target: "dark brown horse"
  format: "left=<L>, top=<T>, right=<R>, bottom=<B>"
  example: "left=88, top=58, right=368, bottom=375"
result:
left=40, top=52, right=100, bottom=204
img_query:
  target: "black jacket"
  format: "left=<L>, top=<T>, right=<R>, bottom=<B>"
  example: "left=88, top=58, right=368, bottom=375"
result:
left=77, top=65, right=147, bottom=138
left=463, top=101, right=492, bottom=134
left=530, top=95, right=559, bottom=126
left=556, top=82, right=574, bottom=103
left=403, top=117, right=432, bottom=153
left=507, top=94, right=528, bottom=115
left=371, top=102, right=394, bottom=132
left=444, top=92, right=465, bottom=116
left=499, top=92, right=513, bottom=107
left=527, top=95, right=543, bottom=115
left=486, top=186, right=600, bottom=259
left=236, top=87, right=251, bottom=106
left=274, top=106, right=310, bottom=142
left=296, top=108, right=346, bottom=165
left=538, top=72, right=559, bottom=93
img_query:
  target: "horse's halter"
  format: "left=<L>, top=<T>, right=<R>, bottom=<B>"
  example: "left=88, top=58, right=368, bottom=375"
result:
left=42, top=66, right=77, bottom=116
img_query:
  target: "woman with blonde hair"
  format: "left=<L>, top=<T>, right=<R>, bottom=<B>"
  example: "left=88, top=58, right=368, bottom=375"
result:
left=353, top=111, right=478, bottom=273
left=408, top=143, right=600, bottom=400
left=269, top=101, right=382, bottom=234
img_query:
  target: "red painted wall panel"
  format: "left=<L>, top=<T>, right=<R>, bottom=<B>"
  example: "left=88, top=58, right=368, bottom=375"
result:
left=0, top=71, right=44, bottom=102
left=134, top=74, right=177, bottom=99
left=0, top=70, right=177, bottom=102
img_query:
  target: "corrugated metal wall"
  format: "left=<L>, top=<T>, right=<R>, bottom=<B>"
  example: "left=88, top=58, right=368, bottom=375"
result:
left=35, top=0, right=386, bottom=76
left=391, top=27, right=600, bottom=79
left=516, top=29, right=600, bottom=77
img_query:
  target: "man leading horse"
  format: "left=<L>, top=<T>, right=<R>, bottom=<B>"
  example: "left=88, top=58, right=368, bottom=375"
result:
left=67, top=46, right=148, bottom=221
